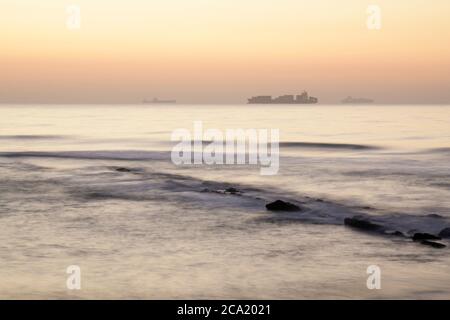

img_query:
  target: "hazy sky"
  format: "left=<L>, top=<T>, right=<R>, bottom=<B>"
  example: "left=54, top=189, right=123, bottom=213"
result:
left=1, top=0, right=450, bottom=104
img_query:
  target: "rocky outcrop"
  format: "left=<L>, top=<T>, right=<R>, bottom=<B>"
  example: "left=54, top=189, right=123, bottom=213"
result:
left=385, top=230, right=405, bottom=237
left=438, top=227, right=450, bottom=238
left=201, top=187, right=243, bottom=196
left=420, top=240, right=446, bottom=249
left=266, top=200, right=301, bottom=212
left=427, top=214, right=444, bottom=219
left=344, top=216, right=383, bottom=232
left=225, top=187, right=240, bottom=195
left=115, top=167, right=133, bottom=173
left=412, top=233, right=441, bottom=241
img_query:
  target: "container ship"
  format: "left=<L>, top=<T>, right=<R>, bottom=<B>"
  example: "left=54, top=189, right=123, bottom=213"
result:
left=341, top=96, right=374, bottom=104
left=142, top=98, right=177, bottom=104
left=248, top=91, right=318, bottom=104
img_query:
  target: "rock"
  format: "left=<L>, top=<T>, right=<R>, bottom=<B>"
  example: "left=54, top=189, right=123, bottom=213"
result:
left=412, top=233, right=441, bottom=241
left=420, top=240, right=446, bottom=249
left=210, top=187, right=243, bottom=195
left=438, top=227, right=450, bottom=238
left=344, top=216, right=383, bottom=231
left=407, top=229, right=420, bottom=236
left=115, top=167, right=132, bottom=173
left=225, top=187, right=240, bottom=194
left=427, top=214, right=444, bottom=219
left=266, top=200, right=301, bottom=212
left=385, top=230, right=405, bottom=237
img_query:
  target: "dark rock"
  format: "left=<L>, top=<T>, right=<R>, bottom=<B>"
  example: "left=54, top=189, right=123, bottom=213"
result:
left=427, top=214, right=444, bottom=219
left=344, top=216, right=383, bottom=231
left=225, top=187, right=240, bottom=194
left=115, top=167, right=132, bottom=173
left=385, top=230, right=405, bottom=237
left=438, top=227, right=450, bottom=238
left=266, top=200, right=301, bottom=212
left=420, top=240, right=446, bottom=249
left=407, top=229, right=419, bottom=236
left=412, top=233, right=441, bottom=241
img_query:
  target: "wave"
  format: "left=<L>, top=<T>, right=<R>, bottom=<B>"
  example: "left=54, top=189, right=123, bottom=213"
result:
left=1, top=151, right=448, bottom=246
left=0, top=150, right=169, bottom=161
left=63, top=166, right=450, bottom=241
left=427, top=147, right=450, bottom=154
left=279, top=142, right=380, bottom=150
left=164, top=140, right=380, bottom=150
left=0, top=135, right=69, bottom=140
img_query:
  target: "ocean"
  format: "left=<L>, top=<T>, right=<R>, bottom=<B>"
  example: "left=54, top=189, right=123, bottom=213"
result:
left=0, top=104, right=449, bottom=299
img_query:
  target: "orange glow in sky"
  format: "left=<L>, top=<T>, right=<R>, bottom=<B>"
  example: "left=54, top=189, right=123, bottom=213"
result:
left=1, top=0, right=450, bottom=103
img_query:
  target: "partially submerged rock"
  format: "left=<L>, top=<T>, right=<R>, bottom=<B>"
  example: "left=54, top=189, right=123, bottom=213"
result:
left=344, top=216, right=383, bottom=232
left=385, top=230, right=405, bottom=237
left=427, top=214, right=444, bottom=219
left=412, top=233, right=441, bottom=241
left=115, top=167, right=133, bottom=173
left=201, top=187, right=244, bottom=196
left=438, top=227, right=450, bottom=238
left=266, top=200, right=301, bottom=212
left=225, top=187, right=240, bottom=194
left=420, top=240, right=446, bottom=249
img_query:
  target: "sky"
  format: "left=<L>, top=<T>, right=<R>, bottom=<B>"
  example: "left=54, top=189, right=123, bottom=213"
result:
left=1, top=0, right=450, bottom=104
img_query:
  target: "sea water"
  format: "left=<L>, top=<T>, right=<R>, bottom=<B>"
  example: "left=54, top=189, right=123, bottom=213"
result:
left=0, top=104, right=449, bottom=299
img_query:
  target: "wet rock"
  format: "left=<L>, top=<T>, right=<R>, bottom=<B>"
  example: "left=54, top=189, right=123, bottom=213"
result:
left=420, top=240, right=446, bottom=249
left=427, top=214, right=444, bottom=219
left=115, top=167, right=132, bottom=173
left=344, top=216, right=383, bottom=231
left=385, top=230, right=405, bottom=237
left=225, top=187, right=240, bottom=194
left=412, top=233, right=441, bottom=241
left=209, top=187, right=243, bottom=196
left=266, top=200, right=301, bottom=212
left=438, top=227, right=450, bottom=238
left=407, top=229, right=419, bottom=236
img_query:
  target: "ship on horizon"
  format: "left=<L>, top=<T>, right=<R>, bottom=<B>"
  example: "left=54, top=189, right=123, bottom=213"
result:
left=341, top=96, right=374, bottom=104
left=248, top=91, right=318, bottom=104
left=142, top=97, right=177, bottom=104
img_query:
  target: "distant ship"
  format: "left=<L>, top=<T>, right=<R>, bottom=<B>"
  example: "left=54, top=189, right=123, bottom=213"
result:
left=248, top=91, right=318, bottom=104
left=341, top=96, right=374, bottom=104
left=142, top=98, right=176, bottom=104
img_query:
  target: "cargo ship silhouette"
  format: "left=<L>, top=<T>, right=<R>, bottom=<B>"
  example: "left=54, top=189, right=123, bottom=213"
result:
left=341, top=96, right=374, bottom=104
left=248, top=91, right=318, bottom=104
left=142, top=98, right=177, bottom=104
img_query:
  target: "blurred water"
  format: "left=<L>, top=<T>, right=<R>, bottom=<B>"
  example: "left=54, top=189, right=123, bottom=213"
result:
left=0, top=104, right=449, bottom=299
